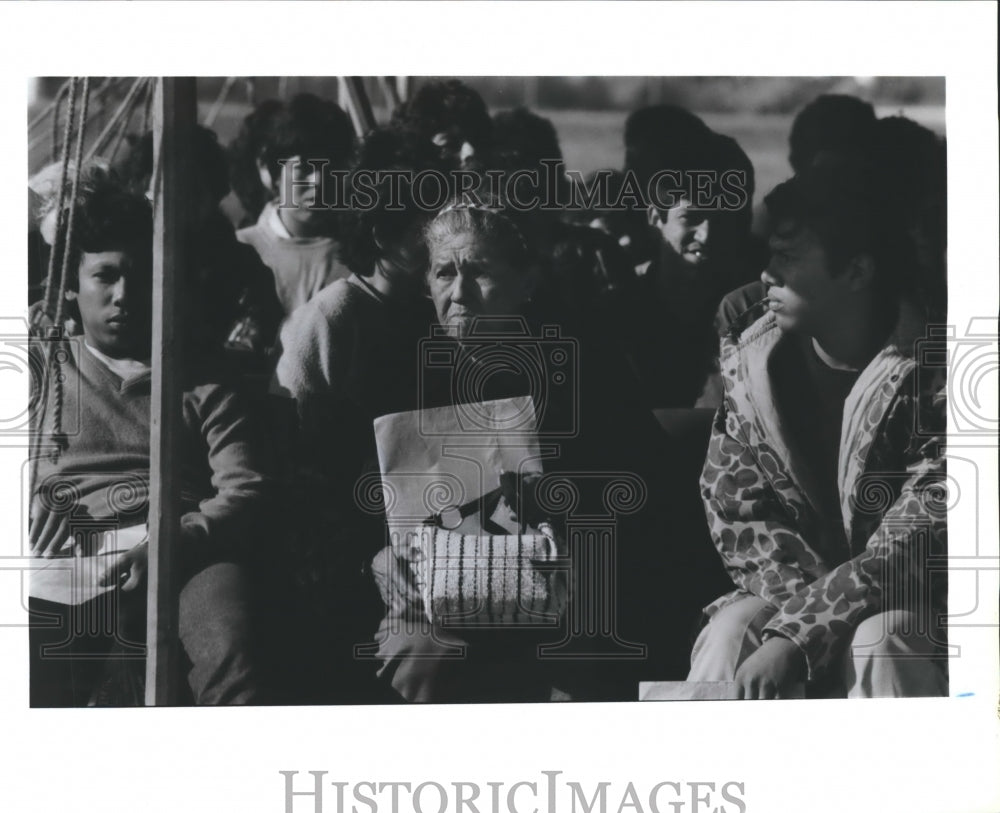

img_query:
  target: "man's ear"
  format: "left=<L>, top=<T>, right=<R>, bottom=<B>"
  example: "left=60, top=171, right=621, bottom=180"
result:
left=646, top=205, right=664, bottom=229
left=845, top=253, right=876, bottom=292
left=256, top=158, right=274, bottom=195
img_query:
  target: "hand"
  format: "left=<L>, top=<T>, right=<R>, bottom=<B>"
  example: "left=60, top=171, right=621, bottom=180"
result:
left=29, top=509, right=73, bottom=558
left=98, top=542, right=148, bottom=592
left=499, top=470, right=546, bottom=529
left=733, top=636, right=806, bottom=699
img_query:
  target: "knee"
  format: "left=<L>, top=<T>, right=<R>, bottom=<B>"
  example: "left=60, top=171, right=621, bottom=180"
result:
left=178, top=562, right=255, bottom=653
left=688, top=595, right=774, bottom=681
left=850, top=610, right=936, bottom=658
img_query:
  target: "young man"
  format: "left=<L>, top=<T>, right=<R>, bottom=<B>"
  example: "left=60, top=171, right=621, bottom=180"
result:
left=29, top=170, right=275, bottom=705
left=621, top=108, right=760, bottom=407
left=689, top=164, right=948, bottom=698
left=235, top=94, right=355, bottom=317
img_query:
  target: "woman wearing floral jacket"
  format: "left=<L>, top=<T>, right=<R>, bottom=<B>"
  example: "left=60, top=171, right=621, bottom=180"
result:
left=689, top=162, right=948, bottom=699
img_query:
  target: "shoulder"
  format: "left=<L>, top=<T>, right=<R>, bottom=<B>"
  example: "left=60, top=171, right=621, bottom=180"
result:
left=717, top=280, right=768, bottom=335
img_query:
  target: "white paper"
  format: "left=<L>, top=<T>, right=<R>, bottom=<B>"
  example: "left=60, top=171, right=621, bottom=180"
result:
left=374, top=396, right=544, bottom=526
left=28, top=524, right=147, bottom=606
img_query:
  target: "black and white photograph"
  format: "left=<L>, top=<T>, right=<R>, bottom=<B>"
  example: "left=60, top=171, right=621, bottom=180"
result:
left=21, top=73, right=951, bottom=706
left=2, top=3, right=997, bottom=813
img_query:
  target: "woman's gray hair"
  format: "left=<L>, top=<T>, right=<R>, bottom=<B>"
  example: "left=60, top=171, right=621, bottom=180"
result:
left=424, top=197, right=532, bottom=268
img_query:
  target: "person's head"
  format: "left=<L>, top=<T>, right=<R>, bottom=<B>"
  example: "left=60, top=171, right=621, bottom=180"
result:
left=55, top=165, right=153, bottom=358
left=624, top=104, right=711, bottom=182
left=339, top=125, right=445, bottom=294
left=489, top=107, right=567, bottom=209
left=122, top=125, right=230, bottom=226
left=761, top=164, right=887, bottom=338
left=424, top=196, right=537, bottom=339
left=645, top=131, right=755, bottom=286
left=231, top=94, right=354, bottom=231
left=788, top=94, right=877, bottom=174
left=870, top=115, right=947, bottom=319
left=394, top=80, right=492, bottom=171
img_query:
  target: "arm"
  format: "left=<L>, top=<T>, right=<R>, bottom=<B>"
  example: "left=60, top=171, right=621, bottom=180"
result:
left=701, top=401, right=823, bottom=609
left=762, top=385, right=947, bottom=681
left=179, top=383, right=277, bottom=554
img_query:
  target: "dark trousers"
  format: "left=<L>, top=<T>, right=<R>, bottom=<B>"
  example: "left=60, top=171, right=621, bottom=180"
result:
left=30, top=561, right=262, bottom=706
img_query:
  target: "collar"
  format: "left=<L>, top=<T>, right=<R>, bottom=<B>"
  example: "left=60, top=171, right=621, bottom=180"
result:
left=83, top=342, right=151, bottom=383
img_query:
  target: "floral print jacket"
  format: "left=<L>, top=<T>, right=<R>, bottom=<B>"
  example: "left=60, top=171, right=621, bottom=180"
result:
left=700, top=304, right=947, bottom=681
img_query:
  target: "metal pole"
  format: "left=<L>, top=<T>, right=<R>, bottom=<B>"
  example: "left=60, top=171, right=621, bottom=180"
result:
left=145, top=76, right=194, bottom=706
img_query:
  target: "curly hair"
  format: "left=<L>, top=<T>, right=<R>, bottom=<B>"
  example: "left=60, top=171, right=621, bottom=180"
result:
left=228, top=94, right=355, bottom=220
left=338, top=125, right=445, bottom=277
left=49, top=163, right=152, bottom=293
left=121, top=125, right=230, bottom=205
left=393, top=80, right=492, bottom=153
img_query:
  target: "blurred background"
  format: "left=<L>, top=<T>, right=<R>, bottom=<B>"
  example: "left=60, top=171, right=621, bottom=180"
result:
left=28, top=76, right=945, bottom=210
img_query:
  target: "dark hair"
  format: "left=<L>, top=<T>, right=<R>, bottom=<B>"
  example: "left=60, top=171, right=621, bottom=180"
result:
left=624, top=104, right=712, bottom=187
left=870, top=116, right=947, bottom=319
left=122, top=125, right=230, bottom=204
left=394, top=80, right=492, bottom=152
left=51, top=164, right=153, bottom=293
left=338, top=125, right=444, bottom=277
left=490, top=107, right=568, bottom=211
left=228, top=98, right=284, bottom=220
left=491, top=107, right=563, bottom=170
left=788, top=94, right=877, bottom=174
left=228, top=94, right=355, bottom=220
left=764, top=159, right=917, bottom=307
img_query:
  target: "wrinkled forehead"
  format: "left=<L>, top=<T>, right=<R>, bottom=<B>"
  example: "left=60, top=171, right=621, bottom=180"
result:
left=427, top=226, right=495, bottom=260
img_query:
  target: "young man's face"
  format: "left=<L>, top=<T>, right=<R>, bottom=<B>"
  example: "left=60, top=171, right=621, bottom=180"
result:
left=276, top=155, right=324, bottom=211
left=761, top=218, right=852, bottom=336
left=71, top=247, right=152, bottom=359
left=651, top=198, right=714, bottom=279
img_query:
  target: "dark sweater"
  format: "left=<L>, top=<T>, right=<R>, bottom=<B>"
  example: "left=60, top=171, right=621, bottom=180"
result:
left=31, top=341, right=275, bottom=558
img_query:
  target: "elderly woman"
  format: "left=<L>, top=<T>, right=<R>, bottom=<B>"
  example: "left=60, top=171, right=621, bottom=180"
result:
left=371, top=194, right=672, bottom=703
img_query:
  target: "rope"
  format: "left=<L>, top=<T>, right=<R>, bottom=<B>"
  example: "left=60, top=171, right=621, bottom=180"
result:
left=54, top=77, right=90, bottom=329
left=204, top=76, right=236, bottom=128
left=38, top=78, right=78, bottom=327
left=108, top=78, right=151, bottom=162
left=84, top=77, right=146, bottom=163
left=48, top=77, right=90, bottom=464
left=31, top=77, right=80, bottom=487
left=28, top=78, right=69, bottom=132
left=50, top=80, right=69, bottom=163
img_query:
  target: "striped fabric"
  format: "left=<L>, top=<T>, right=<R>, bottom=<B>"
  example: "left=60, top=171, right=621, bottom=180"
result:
left=394, top=527, right=567, bottom=627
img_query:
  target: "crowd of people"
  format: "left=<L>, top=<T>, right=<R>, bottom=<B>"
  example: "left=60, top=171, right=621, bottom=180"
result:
left=26, top=79, right=948, bottom=705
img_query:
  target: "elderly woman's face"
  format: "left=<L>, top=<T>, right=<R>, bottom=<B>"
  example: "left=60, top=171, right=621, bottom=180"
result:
left=427, top=228, right=530, bottom=339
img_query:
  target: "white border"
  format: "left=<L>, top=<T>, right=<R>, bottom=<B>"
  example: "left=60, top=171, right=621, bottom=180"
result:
left=1, top=3, right=998, bottom=813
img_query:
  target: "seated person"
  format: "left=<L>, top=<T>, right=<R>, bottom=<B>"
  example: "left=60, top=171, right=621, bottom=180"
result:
left=621, top=118, right=759, bottom=407
left=689, top=163, right=947, bottom=699
left=28, top=173, right=275, bottom=706
left=489, top=107, right=636, bottom=333
left=122, top=127, right=283, bottom=379
left=370, top=194, right=672, bottom=703
left=234, top=94, right=356, bottom=317
left=270, top=127, right=443, bottom=699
